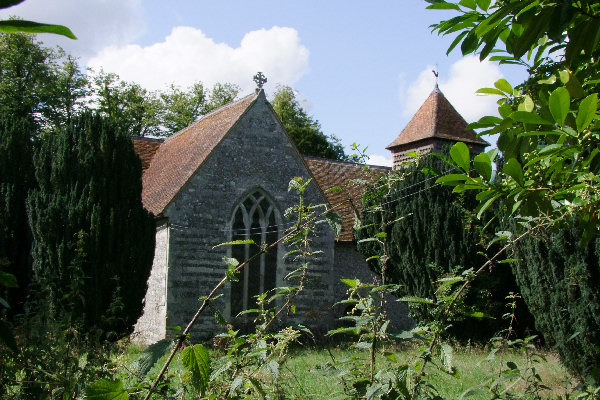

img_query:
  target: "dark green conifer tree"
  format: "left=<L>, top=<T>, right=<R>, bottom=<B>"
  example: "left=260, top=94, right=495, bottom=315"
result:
left=27, top=112, right=155, bottom=337
left=511, top=225, right=600, bottom=378
left=356, top=155, right=532, bottom=339
left=0, top=116, right=35, bottom=315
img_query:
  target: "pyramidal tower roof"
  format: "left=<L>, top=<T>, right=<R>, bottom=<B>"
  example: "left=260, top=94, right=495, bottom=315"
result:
left=387, top=85, right=489, bottom=150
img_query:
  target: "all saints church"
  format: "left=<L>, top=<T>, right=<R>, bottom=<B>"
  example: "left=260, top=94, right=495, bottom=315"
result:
left=131, top=79, right=487, bottom=343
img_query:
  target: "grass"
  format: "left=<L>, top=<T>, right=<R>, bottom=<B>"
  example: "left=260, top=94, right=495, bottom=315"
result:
left=113, top=340, right=576, bottom=399
left=280, top=344, right=573, bottom=399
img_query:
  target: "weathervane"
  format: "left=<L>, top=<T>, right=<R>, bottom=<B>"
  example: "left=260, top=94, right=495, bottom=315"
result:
left=432, top=64, right=439, bottom=91
left=253, top=72, right=267, bottom=90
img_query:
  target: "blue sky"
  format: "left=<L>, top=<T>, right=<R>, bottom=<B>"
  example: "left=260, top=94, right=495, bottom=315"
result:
left=4, top=0, right=528, bottom=165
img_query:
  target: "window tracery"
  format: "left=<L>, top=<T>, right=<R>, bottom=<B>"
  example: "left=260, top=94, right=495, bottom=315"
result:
left=230, top=190, right=279, bottom=316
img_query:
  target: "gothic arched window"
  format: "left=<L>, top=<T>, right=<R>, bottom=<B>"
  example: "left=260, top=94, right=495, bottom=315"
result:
left=230, top=190, right=279, bottom=317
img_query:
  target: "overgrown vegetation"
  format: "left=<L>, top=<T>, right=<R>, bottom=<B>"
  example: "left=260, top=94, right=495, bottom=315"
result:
left=427, top=0, right=600, bottom=381
left=1, top=0, right=599, bottom=398
left=355, top=155, right=534, bottom=340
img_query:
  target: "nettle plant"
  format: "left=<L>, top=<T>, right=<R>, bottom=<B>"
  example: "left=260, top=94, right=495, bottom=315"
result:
left=85, top=177, right=333, bottom=399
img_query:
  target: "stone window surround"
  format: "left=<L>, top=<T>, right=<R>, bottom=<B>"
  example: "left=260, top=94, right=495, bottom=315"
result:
left=225, top=187, right=282, bottom=319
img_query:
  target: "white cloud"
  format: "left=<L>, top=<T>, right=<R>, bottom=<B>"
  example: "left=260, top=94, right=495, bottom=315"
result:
left=0, top=0, right=146, bottom=59
left=402, top=56, right=503, bottom=123
left=87, top=26, right=310, bottom=93
left=366, top=154, right=392, bottom=167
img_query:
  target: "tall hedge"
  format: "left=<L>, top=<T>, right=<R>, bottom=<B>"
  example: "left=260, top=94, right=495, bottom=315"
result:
left=511, top=224, right=600, bottom=378
left=0, top=116, right=35, bottom=315
left=356, top=156, right=533, bottom=339
left=27, top=113, right=155, bottom=337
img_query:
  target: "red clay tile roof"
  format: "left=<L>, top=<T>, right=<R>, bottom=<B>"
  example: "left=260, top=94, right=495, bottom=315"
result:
left=387, top=86, right=489, bottom=149
left=132, top=137, right=163, bottom=172
left=141, top=92, right=258, bottom=215
left=303, top=157, right=390, bottom=242
left=132, top=91, right=389, bottom=243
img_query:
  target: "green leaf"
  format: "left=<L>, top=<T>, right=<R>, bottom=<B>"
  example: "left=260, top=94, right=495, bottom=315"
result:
left=565, top=73, right=585, bottom=98
left=436, top=173, right=469, bottom=184
left=0, top=271, right=18, bottom=288
left=427, top=2, right=461, bottom=10
left=476, top=0, right=491, bottom=11
left=340, top=278, right=359, bottom=288
left=477, top=193, right=501, bottom=219
left=473, top=152, right=492, bottom=181
left=503, top=158, right=524, bottom=186
left=85, top=379, right=128, bottom=400
left=0, top=20, right=76, bottom=39
left=518, top=95, right=534, bottom=112
left=447, top=30, right=469, bottom=55
left=355, top=341, right=373, bottom=349
left=461, top=30, right=480, bottom=55
left=506, top=361, right=518, bottom=370
left=182, top=344, right=211, bottom=394
left=223, top=257, right=239, bottom=268
left=325, top=211, right=342, bottom=237
left=499, top=258, right=520, bottom=264
left=576, top=93, right=598, bottom=132
left=548, top=87, right=570, bottom=125
left=459, top=0, right=477, bottom=10
left=538, top=75, right=556, bottom=85
left=449, top=142, right=470, bottom=172
left=475, top=87, right=505, bottom=96
left=131, top=339, right=173, bottom=376
left=248, top=377, right=267, bottom=398
left=213, top=239, right=255, bottom=248
left=465, top=311, right=494, bottom=319
left=0, top=0, right=24, bottom=9
left=358, top=237, right=381, bottom=244
left=440, top=343, right=454, bottom=374
left=494, top=79, right=513, bottom=94
left=399, top=296, right=434, bottom=305
left=509, top=111, right=553, bottom=125
left=215, top=310, right=228, bottom=326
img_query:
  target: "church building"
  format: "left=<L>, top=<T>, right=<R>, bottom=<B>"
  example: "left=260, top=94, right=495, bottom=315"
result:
left=131, top=82, right=485, bottom=344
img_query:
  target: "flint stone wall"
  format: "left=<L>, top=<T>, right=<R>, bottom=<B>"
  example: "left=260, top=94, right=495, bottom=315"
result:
left=156, top=97, right=335, bottom=340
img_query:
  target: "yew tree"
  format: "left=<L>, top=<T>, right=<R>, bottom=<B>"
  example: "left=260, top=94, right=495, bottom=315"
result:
left=27, top=113, right=155, bottom=337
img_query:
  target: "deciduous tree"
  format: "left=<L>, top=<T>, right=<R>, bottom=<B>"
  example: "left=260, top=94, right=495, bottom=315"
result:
left=271, top=85, right=346, bottom=160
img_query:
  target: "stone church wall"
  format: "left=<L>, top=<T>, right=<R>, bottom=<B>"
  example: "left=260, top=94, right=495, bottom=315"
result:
left=160, top=97, right=336, bottom=340
left=133, top=221, right=169, bottom=344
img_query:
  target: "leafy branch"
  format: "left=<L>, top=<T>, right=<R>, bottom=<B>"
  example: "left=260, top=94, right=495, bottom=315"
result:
left=0, top=1, right=76, bottom=39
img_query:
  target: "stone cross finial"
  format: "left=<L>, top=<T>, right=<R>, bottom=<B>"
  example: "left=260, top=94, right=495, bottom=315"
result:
left=253, top=72, right=267, bottom=90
